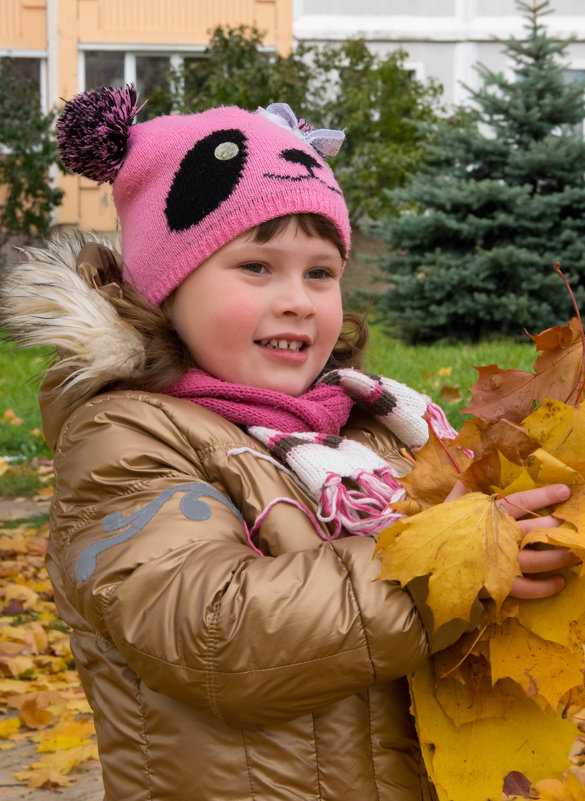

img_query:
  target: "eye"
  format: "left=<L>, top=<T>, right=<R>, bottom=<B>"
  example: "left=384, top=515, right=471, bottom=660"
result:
left=307, top=267, right=334, bottom=280
left=240, top=262, right=266, bottom=275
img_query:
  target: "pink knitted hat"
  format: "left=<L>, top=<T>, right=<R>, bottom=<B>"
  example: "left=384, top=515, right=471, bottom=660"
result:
left=57, top=86, right=350, bottom=305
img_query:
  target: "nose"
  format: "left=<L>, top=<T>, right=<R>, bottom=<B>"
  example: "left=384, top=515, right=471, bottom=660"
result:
left=273, top=276, right=316, bottom=318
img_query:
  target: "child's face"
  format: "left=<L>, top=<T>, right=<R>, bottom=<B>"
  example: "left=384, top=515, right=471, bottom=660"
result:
left=168, top=219, right=344, bottom=396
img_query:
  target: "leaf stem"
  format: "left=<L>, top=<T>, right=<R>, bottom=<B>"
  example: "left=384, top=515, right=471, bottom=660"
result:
left=553, top=262, right=585, bottom=405
left=424, top=413, right=462, bottom=474
left=439, top=625, right=488, bottom=678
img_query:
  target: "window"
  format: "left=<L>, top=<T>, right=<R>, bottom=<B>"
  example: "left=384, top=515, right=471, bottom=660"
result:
left=0, top=57, right=43, bottom=107
left=84, top=51, right=125, bottom=90
left=81, top=50, right=205, bottom=120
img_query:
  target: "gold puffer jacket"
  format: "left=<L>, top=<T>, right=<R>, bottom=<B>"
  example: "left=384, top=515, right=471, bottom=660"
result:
left=2, top=235, right=475, bottom=801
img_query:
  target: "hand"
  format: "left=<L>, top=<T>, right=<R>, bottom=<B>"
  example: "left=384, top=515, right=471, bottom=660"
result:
left=501, top=484, right=579, bottom=599
left=447, top=482, right=579, bottom=600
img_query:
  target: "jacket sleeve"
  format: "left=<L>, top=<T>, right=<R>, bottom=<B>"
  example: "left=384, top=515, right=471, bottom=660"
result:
left=50, top=394, right=459, bottom=728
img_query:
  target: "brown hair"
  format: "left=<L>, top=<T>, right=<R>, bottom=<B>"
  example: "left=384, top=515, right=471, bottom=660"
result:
left=109, top=213, right=366, bottom=390
left=250, top=213, right=347, bottom=261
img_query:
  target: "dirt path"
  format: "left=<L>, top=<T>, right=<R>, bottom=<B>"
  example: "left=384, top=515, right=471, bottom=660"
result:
left=0, top=498, right=104, bottom=799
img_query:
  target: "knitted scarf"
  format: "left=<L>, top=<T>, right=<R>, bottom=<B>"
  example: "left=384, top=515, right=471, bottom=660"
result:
left=165, top=367, right=458, bottom=551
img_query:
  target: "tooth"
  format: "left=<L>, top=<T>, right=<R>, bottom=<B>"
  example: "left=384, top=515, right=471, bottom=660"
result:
left=278, top=340, right=288, bottom=349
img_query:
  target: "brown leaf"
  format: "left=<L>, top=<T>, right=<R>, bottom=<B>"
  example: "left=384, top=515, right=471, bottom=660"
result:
left=503, top=771, right=537, bottom=798
left=439, top=384, right=462, bottom=404
left=463, top=318, right=584, bottom=424
left=19, top=698, right=57, bottom=730
left=455, top=417, right=538, bottom=464
left=399, top=432, right=472, bottom=509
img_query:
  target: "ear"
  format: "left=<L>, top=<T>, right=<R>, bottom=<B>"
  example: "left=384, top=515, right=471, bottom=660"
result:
left=57, top=85, right=143, bottom=184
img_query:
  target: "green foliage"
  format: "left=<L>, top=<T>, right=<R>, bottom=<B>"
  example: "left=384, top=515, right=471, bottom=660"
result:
left=146, top=25, right=442, bottom=228
left=376, top=0, right=585, bottom=343
left=0, top=60, right=63, bottom=262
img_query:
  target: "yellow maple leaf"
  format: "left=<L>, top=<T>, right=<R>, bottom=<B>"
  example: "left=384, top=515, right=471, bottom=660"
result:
left=376, top=493, right=521, bottom=629
left=518, top=570, right=585, bottom=649
left=494, top=453, right=537, bottom=495
left=410, top=662, right=578, bottom=801
left=523, top=399, right=585, bottom=470
left=435, top=672, right=522, bottom=728
left=0, top=654, right=39, bottom=678
left=37, top=734, right=92, bottom=752
left=1, top=583, right=39, bottom=610
left=525, top=447, right=584, bottom=487
left=13, top=740, right=98, bottom=787
left=0, top=717, right=21, bottom=738
left=489, top=618, right=583, bottom=710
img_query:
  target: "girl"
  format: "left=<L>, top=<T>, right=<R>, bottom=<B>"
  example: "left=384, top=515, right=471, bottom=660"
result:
left=2, top=86, right=575, bottom=801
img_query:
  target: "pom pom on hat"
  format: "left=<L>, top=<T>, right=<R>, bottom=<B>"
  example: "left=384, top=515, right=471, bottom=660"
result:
left=57, top=85, right=143, bottom=184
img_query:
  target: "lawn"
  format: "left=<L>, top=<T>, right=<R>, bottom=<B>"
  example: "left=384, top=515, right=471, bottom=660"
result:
left=0, top=329, right=538, bottom=493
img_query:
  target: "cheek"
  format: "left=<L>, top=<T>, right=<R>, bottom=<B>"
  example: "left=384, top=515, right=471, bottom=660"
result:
left=323, top=296, right=344, bottom=346
left=184, top=297, right=258, bottom=358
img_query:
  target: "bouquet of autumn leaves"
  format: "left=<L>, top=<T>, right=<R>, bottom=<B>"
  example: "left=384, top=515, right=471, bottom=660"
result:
left=375, top=309, right=585, bottom=801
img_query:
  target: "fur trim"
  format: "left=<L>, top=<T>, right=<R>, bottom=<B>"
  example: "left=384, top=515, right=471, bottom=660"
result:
left=1, top=231, right=146, bottom=400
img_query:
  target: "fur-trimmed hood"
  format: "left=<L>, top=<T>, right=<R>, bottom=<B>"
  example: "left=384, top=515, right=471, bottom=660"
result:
left=2, top=231, right=147, bottom=392
left=1, top=231, right=148, bottom=448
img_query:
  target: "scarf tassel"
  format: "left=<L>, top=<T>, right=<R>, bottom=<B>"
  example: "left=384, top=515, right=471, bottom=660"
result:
left=424, top=399, right=459, bottom=443
left=318, top=467, right=406, bottom=539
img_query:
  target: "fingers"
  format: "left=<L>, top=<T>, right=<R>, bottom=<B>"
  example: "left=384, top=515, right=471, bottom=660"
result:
left=509, top=574, right=566, bottom=600
left=518, top=546, right=581, bottom=573
left=516, top=514, right=561, bottom=534
left=499, top=484, right=571, bottom=519
left=445, top=480, right=468, bottom=502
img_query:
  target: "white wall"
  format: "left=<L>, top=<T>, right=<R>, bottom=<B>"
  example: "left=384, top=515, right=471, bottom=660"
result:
left=294, top=1, right=585, bottom=109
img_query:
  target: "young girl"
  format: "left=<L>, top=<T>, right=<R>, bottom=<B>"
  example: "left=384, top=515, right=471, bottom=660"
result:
left=2, top=86, right=576, bottom=801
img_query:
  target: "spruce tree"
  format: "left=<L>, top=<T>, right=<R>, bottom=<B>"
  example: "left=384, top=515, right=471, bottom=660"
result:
left=376, top=0, right=585, bottom=342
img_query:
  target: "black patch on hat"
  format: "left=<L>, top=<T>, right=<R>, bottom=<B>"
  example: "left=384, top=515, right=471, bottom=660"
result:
left=165, top=129, right=248, bottom=232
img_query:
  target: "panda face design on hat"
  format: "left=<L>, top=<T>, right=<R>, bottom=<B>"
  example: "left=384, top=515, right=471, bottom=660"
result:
left=165, top=124, right=342, bottom=234
left=57, top=87, right=350, bottom=305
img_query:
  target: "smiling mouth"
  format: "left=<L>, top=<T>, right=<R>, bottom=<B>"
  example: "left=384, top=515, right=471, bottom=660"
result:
left=256, top=338, right=306, bottom=352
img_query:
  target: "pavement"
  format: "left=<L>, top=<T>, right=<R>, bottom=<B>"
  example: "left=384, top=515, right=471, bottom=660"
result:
left=0, top=498, right=104, bottom=799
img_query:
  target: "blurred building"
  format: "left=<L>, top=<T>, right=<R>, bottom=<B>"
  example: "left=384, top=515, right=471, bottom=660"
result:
left=4, top=1, right=585, bottom=233
left=294, top=0, right=585, bottom=109
left=0, top=0, right=292, bottom=230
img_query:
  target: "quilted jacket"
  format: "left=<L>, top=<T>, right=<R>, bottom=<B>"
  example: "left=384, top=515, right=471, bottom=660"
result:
left=2, top=235, right=476, bottom=801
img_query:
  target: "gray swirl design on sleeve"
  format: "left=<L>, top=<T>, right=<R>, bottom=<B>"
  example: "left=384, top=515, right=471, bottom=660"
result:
left=75, top=482, right=243, bottom=582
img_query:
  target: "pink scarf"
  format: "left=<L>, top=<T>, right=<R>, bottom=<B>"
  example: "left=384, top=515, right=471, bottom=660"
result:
left=165, top=367, right=458, bottom=552
left=165, top=368, right=354, bottom=434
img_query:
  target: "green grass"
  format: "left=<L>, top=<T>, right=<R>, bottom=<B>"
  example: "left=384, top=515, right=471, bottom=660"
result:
left=0, top=340, right=53, bottom=460
left=363, top=325, right=537, bottom=430
left=0, top=340, right=53, bottom=495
